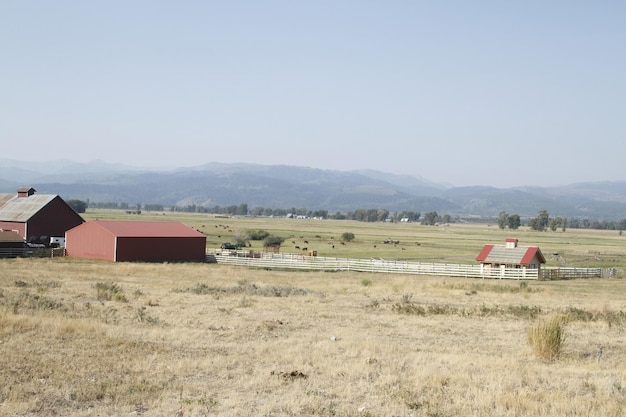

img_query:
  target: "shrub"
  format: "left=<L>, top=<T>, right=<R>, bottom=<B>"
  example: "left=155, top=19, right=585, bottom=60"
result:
left=247, top=229, right=270, bottom=240
left=263, top=235, right=285, bottom=248
left=341, top=232, right=355, bottom=242
left=95, top=282, right=127, bottom=302
left=13, top=292, right=65, bottom=311
left=527, top=315, right=567, bottom=360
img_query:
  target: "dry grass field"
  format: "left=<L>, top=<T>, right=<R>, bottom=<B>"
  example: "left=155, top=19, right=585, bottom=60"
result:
left=1, top=256, right=625, bottom=416
left=1, top=212, right=625, bottom=416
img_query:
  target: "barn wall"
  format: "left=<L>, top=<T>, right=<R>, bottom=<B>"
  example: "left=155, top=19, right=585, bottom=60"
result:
left=116, top=237, right=206, bottom=262
left=529, top=254, right=542, bottom=270
left=28, top=197, right=84, bottom=241
left=65, top=222, right=116, bottom=261
left=0, top=222, right=26, bottom=239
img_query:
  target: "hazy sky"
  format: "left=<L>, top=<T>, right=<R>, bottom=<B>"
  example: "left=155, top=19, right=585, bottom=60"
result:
left=2, top=1, right=625, bottom=187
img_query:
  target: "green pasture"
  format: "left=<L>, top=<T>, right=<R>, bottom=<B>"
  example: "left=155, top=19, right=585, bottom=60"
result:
left=83, top=209, right=626, bottom=268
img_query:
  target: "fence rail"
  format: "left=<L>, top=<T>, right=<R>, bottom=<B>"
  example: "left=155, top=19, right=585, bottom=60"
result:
left=0, top=248, right=65, bottom=258
left=540, top=267, right=603, bottom=280
left=208, top=250, right=606, bottom=280
left=209, top=251, right=539, bottom=279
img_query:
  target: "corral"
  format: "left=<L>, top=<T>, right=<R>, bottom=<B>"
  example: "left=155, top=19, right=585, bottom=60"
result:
left=209, top=251, right=604, bottom=280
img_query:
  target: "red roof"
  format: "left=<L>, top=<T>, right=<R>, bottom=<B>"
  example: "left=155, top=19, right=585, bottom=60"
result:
left=89, top=220, right=204, bottom=238
left=476, top=244, right=494, bottom=262
left=520, top=246, right=545, bottom=264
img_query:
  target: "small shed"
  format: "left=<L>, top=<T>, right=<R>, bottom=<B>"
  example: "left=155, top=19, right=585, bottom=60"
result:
left=65, top=220, right=207, bottom=262
left=0, top=187, right=84, bottom=244
left=476, top=238, right=546, bottom=273
left=0, top=230, right=25, bottom=258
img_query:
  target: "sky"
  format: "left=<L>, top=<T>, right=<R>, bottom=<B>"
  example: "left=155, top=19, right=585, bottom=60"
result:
left=1, top=1, right=625, bottom=188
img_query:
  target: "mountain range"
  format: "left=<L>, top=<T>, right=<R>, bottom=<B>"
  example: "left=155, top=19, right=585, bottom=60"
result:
left=2, top=159, right=626, bottom=220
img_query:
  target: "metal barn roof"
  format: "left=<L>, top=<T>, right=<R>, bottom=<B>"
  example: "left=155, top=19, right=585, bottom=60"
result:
left=0, top=193, right=57, bottom=222
left=86, top=220, right=205, bottom=238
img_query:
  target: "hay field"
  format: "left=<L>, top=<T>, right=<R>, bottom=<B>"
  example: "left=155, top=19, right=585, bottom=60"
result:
left=1, top=257, right=625, bottom=416
left=84, top=209, right=626, bottom=268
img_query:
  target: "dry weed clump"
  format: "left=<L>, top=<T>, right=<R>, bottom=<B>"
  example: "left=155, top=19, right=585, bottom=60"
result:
left=527, top=315, right=567, bottom=360
left=95, top=282, right=128, bottom=302
left=391, top=293, right=543, bottom=319
left=176, top=281, right=313, bottom=297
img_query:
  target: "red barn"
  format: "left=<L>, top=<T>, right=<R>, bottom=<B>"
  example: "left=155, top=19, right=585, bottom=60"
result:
left=65, top=220, right=207, bottom=262
left=0, top=187, right=84, bottom=244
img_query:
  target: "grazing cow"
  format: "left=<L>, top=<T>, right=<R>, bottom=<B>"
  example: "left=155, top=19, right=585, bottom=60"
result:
left=302, top=247, right=307, bottom=251
left=304, top=240, right=309, bottom=244
left=295, top=246, right=300, bottom=249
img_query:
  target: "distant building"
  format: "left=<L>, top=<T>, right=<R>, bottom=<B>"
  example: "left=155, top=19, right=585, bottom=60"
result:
left=476, top=238, right=546, bottom=274
left=0, top=187, right=84, bottom=244
left=65, top=220, right=207, bottom=262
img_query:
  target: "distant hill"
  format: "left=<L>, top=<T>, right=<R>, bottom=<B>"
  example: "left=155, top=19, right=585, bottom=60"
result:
left=1, top=159, right=626, bottom=220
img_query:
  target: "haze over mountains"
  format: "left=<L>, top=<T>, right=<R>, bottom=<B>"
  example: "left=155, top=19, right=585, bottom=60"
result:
left=2, top=159, right=626, bottom=220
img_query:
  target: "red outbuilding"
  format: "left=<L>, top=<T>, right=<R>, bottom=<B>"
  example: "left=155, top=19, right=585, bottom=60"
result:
left=0, top=187, right=84, bottom=244
left=476, top=238, right=546, bottom=272
left=65, top=220, right=207, bottom=262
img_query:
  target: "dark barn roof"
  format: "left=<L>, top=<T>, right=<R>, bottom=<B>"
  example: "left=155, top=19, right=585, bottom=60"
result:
left=0, top=193, right=58, bottom=222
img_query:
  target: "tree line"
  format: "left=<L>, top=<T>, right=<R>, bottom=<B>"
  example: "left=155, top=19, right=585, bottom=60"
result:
left=76, top=200, right=626, bottom=231
left=499, top=209, right=626, bottom=232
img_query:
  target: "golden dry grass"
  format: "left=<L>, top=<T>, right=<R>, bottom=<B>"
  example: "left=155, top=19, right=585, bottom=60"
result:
left=1, top=257, right=625, bottom=416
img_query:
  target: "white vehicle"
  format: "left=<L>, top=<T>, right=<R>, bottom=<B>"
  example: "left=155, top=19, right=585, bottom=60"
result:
left=50, top=237, right=66, bottom=247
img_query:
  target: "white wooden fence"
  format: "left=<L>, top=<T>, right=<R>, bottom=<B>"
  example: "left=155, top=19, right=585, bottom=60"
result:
left=208, top=250, right=605, bottom=280
left=208, top=251, right=543, bottom=279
